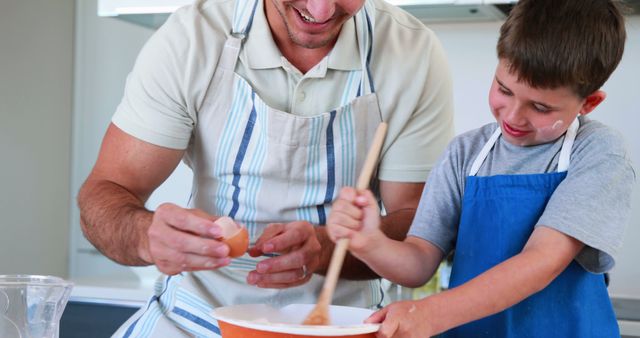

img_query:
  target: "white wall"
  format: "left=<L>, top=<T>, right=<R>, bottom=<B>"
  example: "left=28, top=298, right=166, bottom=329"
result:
left=428, top=19, right=640, bottom=298
left=69, top=0, right=157, bottom=281
left=70, top=0, right=192, bottom=284
left=69, top=5, right=640, bottom=297
left=0, top=0, right=74, bottom=276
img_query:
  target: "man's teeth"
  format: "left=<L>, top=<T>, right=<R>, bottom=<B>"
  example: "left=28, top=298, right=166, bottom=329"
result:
left=299, top=10, right=317, bottom=23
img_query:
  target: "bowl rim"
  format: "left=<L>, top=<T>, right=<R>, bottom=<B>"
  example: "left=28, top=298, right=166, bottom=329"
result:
left=211, top=303, right=380, bottom=336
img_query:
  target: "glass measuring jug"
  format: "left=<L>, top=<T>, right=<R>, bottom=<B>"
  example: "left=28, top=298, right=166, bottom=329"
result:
left=0, top=275, right=73, bottom=338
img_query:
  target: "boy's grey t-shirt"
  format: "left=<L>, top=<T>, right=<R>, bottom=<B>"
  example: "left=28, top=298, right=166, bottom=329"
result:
left=408, top=116, right=636, bottom=273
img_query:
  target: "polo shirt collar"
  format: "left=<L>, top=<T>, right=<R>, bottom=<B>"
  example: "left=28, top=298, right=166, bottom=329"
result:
left=243, top=1, right=282, bottom=70
left=243, top=3, right=362, bottom=72
left=328, top=18, right=361, bottom=71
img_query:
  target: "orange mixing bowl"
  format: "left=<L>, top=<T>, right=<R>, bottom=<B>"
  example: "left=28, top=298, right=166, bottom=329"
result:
left=211, top=304, right=379, bottom=338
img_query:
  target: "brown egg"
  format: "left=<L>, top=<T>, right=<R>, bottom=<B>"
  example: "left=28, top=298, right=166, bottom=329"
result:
left=215, top=216, right=249, bottom=258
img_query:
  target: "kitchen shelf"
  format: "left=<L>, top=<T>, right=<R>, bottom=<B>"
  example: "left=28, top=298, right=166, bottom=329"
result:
left=98, top=0, right=193, bottom=29
left=613, top=297, right=640, bottom=322
left=612, top=297, right=640, bottom=337
left=107, top=13, right=171, bottom=29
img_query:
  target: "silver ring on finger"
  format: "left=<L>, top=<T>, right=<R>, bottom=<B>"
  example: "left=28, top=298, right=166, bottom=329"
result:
left=301, top=264, right=308, bottom=279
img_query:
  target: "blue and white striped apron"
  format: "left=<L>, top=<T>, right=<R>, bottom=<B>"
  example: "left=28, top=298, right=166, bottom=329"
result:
left=114, top=0, right=387, bottom=337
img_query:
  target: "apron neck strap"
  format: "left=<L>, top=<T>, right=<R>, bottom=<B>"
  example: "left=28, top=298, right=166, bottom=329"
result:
left=232, top=0, right=260, bottom=39
left=556, top=117, right=580, bottom=172
left=355, top=1, right=376, bottom=96
left=468, top=117, right=581, bottom=177
left=468, top=127, right=501, bottom=176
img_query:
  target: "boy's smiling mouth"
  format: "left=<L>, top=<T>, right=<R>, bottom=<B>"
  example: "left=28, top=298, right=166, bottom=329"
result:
left=502, top=121, right=531, bottom=137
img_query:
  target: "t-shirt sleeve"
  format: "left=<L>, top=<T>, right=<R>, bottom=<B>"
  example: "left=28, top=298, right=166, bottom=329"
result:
left=112, top=8, right=214, bottom=149
left=377, top=29, right=455, bottom=182
left=538, top=125, right=636, bottom=273
left=408, top=136, right=465, bottom=255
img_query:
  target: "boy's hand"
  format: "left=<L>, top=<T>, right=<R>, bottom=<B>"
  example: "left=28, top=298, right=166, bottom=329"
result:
left=367, top=300, right=436, bottom=338
left=326, top=187, right=383, bottom=255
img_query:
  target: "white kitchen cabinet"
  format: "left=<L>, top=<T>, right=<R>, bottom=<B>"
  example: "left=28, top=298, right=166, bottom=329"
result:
left=96, top=0, right=514, bottom=29
left=98, top=0, right=194, bottom=16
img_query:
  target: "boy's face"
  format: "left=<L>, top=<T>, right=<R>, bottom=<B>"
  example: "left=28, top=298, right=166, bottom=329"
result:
left=488, top=59, right=604, bottom=146
left=266, top=0, right=365, bottom=49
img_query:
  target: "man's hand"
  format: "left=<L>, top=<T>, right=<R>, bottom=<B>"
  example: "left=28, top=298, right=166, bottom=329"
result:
left=145, top=203, right=233, bottom=275
left=246, top=221, right=321, bottom=288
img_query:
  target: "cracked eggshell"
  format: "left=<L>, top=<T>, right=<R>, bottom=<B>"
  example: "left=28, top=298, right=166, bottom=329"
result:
left=215, top=216, right=249, bottom=258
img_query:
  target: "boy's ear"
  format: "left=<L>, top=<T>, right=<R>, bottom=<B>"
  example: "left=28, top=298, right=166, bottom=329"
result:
left=579, top=90, right=606, bottom=116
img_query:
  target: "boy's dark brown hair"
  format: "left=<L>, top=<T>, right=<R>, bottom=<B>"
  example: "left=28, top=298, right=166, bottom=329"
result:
left=497, top=0, right=626, bottom=98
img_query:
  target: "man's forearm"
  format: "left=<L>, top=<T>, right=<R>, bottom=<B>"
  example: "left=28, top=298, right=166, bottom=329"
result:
left=78, top=179, right=153, bottom=266
left=317, top=208, right=416, bottom=280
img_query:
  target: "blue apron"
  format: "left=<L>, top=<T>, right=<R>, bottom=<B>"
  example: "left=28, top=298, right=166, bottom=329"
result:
left=443, top=119, right=619, bottom=337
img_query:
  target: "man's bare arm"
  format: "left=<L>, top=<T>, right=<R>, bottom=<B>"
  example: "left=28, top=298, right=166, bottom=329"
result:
left=77, top=123, right=184, bottom=265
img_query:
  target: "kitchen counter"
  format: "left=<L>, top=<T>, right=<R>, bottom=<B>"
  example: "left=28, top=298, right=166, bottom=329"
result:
left=64, top=277, right=640, bottom=337
left=69, top=276, right=154, bottom=306
left=613, top=297, right=640, bottom=337
left=620, top=320, right=640, bottom=338
left=61, top=277, right=154, bottom=338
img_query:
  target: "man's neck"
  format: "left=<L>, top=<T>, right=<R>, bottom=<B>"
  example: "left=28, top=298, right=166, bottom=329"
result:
left=263, top=0, right=336, bottom=74
left=278, top=43, right=334, bottom=74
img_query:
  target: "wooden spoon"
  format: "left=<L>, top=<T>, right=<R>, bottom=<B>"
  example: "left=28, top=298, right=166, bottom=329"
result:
left=302, top=122, right=388, bottom=325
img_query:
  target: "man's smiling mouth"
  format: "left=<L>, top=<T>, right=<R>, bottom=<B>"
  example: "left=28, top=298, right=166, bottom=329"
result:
left=297, top=8, right=318, bottom=23
left=293, top=7, right=333, bottom=24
